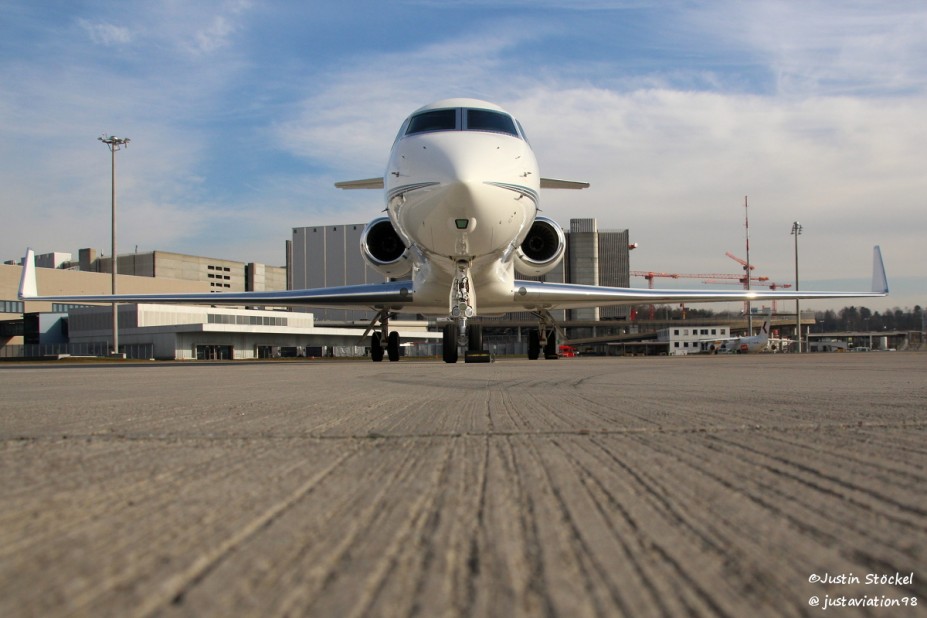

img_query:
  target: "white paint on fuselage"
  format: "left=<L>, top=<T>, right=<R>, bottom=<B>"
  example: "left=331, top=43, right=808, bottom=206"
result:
left=383, top=99, right=541, bottom=313
left=387, top=131, right=539, bottom=266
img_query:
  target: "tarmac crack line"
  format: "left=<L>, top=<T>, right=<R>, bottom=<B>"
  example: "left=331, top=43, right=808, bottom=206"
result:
left=137, top=445, right=361, bottom=617
left=6, top=418, right=925, bottom=444
left=345, top=437, right=458, bottom=618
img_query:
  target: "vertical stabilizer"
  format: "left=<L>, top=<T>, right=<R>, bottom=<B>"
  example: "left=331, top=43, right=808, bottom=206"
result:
left=18, top=249, right=38, bottom=300
left=757, top=310, right=772, bottom=343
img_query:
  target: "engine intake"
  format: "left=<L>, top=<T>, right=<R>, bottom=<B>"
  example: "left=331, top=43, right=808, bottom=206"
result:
left=513, top=216, right=566, bottom=277
left=361, top=217, right=412, bottom=278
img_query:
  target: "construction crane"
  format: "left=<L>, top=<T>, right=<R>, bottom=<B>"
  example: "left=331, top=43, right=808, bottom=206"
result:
left=630, top=270, right=771, bottom=320
left=702, top=279, right=793, bottom=312
left=725, top=252, right=769, bottom=315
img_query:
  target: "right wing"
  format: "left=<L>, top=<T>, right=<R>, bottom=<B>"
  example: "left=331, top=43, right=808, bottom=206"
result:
left=513, top=246, right=889, bottom=311
left=18, top=249, right=412, bottom=311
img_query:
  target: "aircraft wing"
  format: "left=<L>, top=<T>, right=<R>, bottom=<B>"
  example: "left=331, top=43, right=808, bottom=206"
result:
left=18, top=249, right=412, bottom=310
left=514, top=246, right=889, bottom=311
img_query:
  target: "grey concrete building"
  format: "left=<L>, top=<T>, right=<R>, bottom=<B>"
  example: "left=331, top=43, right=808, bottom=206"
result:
left=289, top=225, right=388, bottom=321
left=85, top=250, right=287, bottom=294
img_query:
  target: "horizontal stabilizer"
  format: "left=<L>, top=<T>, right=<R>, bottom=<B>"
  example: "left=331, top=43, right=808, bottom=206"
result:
left=540, top=178, right=590, bottom=190
left=335, top=177, right=385, bottom=190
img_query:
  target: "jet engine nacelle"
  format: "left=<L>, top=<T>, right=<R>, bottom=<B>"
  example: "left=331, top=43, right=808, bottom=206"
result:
left=361, top=217, right=413, bottom=278
left=513, top=216, right=566, bottom=277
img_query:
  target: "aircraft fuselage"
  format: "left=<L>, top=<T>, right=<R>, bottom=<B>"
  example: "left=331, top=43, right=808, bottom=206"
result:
left=383, top=99, right=541, bottom=314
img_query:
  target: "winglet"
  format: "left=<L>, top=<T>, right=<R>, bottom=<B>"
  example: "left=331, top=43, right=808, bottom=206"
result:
left=871, top=245, right=889, bottom=294
left=18, top=248, right=38, bottom=300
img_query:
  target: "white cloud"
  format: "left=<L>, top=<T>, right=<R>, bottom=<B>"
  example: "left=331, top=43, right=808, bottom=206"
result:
left=78, top=19, right=132, bottom=46
left=3, top=1, right=924, bottom=310
left=687, top=1, right=927, bottom=96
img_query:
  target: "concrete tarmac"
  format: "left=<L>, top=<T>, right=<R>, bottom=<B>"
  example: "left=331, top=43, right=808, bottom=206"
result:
left=1, top=353, right=925, bottom=617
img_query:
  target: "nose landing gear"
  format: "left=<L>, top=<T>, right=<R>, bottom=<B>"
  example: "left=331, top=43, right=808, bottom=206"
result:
left=442, top=261, right=491, bottom=363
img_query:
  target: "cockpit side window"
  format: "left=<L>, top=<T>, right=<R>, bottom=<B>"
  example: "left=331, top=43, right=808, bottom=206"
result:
left=406, top=109, right=458, bottom=135
left=465, top=109, right=519, bottom=137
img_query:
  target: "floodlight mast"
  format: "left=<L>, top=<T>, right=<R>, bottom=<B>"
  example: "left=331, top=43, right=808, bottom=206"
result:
left=791, top=221, right=803, bottom=353
left=98, top=135, right=130, bottom=357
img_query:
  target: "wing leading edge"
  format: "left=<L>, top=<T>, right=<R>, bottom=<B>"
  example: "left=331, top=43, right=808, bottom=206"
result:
left=18, top=249, right=412, bottom=310
left=514, top=246, right=888, bottom=311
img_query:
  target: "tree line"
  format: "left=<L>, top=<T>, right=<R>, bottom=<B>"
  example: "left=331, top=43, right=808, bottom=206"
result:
left=812, top=306, right=924, bottom=333
left=639, top=305, right=925, bottom=332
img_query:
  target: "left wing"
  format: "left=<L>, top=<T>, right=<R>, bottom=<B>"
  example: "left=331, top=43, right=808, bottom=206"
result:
left=18, top=249, right=412, bottom=310
left=514, top=246, right=889, bottom=311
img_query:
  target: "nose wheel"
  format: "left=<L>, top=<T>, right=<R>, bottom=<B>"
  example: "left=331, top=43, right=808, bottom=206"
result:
left=443, top=322, right=490, bottom=363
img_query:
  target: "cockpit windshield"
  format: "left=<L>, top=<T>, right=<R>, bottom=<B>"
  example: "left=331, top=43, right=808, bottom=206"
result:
left=406, top=109, right=457, bottom=134
left=404, top=107, right=522, bottom=139
left=465, top=109, right=518, bottom=136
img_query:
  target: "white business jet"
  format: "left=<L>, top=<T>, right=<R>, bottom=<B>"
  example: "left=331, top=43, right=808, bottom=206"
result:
left=19, top=98, right=889, bottom=363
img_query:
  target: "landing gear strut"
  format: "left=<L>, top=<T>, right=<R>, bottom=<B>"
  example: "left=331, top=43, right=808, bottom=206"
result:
left=441, top=260, right=491, bottom=363
left=528, top=310, right=561, bottom=360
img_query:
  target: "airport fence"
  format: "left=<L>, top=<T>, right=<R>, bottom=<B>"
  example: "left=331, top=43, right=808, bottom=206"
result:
left=0, top=343, right=154, bottom=359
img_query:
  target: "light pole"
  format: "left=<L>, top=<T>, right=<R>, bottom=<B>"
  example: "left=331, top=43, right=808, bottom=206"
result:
left=791, top=221, right=802, bottom=353
left=99, top=135, right=130, bottom=357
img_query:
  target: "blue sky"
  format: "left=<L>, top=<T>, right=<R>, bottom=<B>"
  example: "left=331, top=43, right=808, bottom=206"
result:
left=1, top=0, right=924, bottom=311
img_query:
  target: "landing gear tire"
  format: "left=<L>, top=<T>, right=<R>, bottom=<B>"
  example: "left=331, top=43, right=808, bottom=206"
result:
left=442, top=324, right=459, bottom=364
left=371, top=334, right=384, bottom=362
left=387, top=331, right=400, bottom=362
left=528, top=330, right=540, bottom=360
left=467, top=324, right=483, bottom=352
left=544, top=331, right=559, bottom=360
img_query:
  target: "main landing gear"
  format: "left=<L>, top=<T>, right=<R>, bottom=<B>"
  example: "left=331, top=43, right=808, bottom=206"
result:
left=527, top=310, right=561, bottom=360
left=367, top=309, right=401, bottom=362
